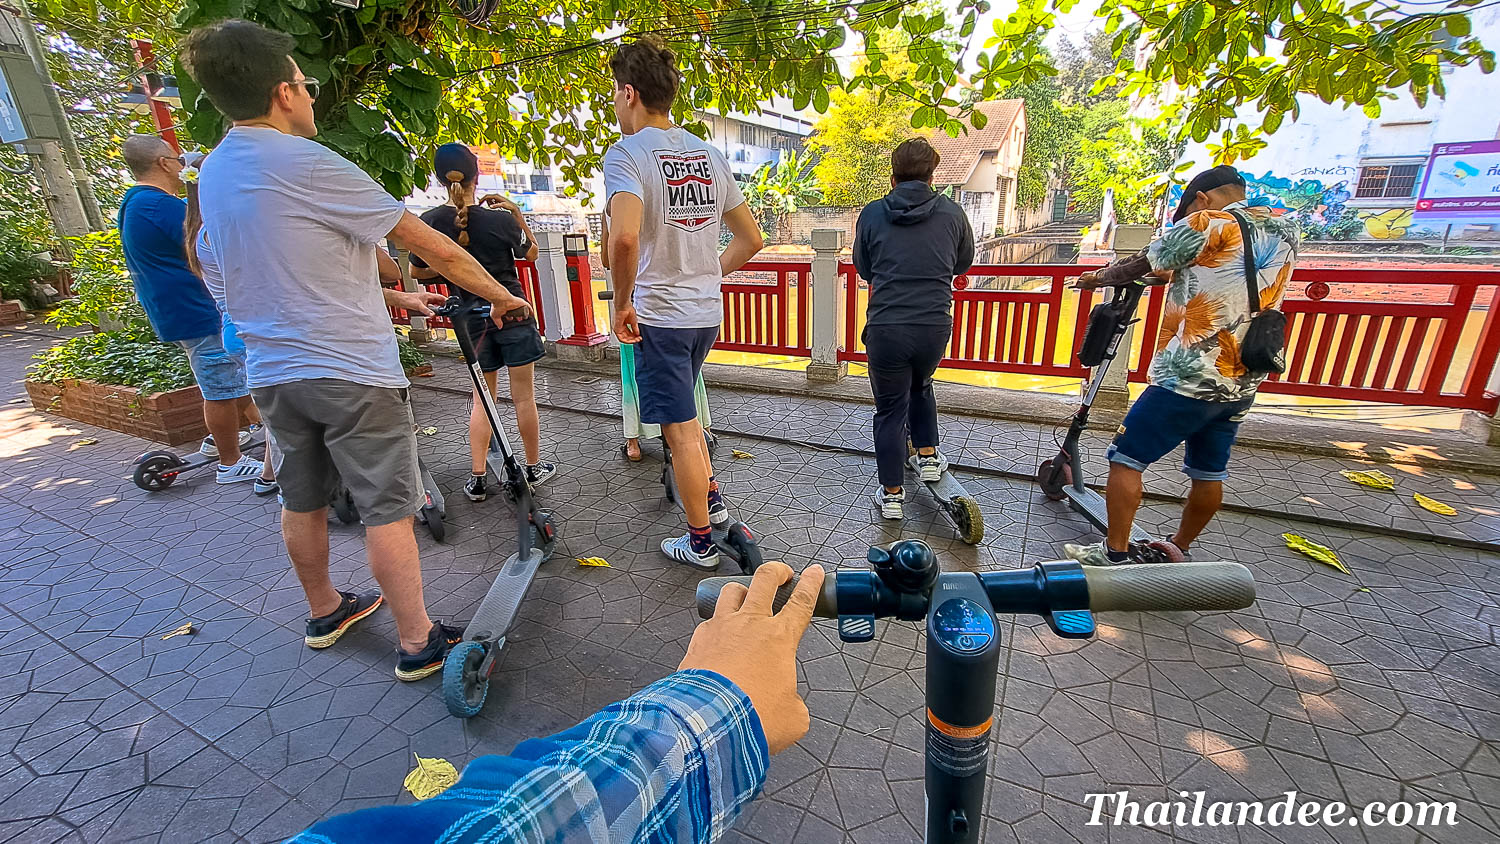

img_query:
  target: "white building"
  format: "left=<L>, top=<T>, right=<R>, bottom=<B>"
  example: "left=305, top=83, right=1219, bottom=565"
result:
left=694, top=106, right=814, bottom=180
left=927, top=99, right=1029, bottom=237
left=1173, top=7, right=1500, bottom=243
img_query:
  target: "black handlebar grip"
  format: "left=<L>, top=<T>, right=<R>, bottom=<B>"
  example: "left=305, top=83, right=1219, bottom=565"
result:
left=598, top=290, right=614, bottom=301
left=695, top=574, right=839, bottom=620
left=1084, top=562, right=1255, bottom=613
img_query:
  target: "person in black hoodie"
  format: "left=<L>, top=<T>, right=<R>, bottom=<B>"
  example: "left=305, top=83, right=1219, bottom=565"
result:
left=854, top=138, right=975, bottom=520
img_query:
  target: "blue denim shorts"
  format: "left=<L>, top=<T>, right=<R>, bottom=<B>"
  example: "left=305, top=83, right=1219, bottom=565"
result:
left=636, top=324, right=718, bottom=425
left=175, top=330, right=249, bottom=401
left=1107, top=385, right=1254, bottom=481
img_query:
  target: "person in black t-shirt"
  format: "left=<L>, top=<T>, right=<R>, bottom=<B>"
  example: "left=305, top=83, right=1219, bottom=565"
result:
left=411, top=144, right=554, bottom=501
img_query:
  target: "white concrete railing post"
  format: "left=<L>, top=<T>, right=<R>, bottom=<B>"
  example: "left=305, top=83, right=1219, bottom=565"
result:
left=392, top=246, right=429, bottom=343
left=806, top=228, right=846, bottom=383
left=532, top=231, right=572, bottom=344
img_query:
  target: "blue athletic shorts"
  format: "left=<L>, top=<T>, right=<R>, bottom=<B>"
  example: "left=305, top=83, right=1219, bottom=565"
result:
left=175, top=330, right=249, bottom=402
left=636, top=324, right=718, bottom=425
left=1107, top=385, right=1254, bottom=481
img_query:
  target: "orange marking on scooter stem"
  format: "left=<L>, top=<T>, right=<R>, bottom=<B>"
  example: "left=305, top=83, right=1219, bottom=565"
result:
left=927, top=709, right=992, bottom=738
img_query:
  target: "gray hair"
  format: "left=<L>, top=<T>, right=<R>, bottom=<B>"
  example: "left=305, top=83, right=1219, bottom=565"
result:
left=122, top=134, right=174, bottom=178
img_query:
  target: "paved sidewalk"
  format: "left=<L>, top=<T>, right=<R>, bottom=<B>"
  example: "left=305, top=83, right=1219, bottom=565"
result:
left=1, top=331, right=1497, bottom=843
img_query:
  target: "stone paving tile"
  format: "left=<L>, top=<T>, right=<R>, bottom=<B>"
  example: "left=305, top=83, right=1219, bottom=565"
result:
left=3, top=330, right=1499, bottom=842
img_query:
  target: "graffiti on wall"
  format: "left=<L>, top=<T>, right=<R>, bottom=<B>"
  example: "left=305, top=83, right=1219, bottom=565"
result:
left=1167, top=168, right=1440, bottom=240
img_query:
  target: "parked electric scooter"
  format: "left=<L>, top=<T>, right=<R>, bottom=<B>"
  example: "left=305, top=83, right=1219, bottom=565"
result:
left=1035, top=279, right=1158, bottom=552
left=132, top=427, right=267, bottom=491
left=324, top=451, right=446, bottom=540
left=599, top=288, right=762, bottom=573
left=437, top=297, right=559, bottom=718
left=696, top=539, right=1256, bottom=844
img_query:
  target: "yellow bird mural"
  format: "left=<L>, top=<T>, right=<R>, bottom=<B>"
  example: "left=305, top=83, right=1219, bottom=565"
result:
left=1359, top=208, right=1414, bottom=239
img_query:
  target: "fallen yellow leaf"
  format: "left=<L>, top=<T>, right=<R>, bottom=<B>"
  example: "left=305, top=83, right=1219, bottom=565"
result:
left=1412, top=493, right=1457, bottom=516
left=403, top=754, right=458, bottom=800
left=160, top=622, right=195, bottom=640
left=576, top=556, right=611, bottom=567
left=1339, top=469, right=1394, bottom=491
left=420, top=426, right=439, bottom=436
left=77, top=438, right=99, bottom=446
left=731, top=449, right=755, bottom=459
left=1282, top=533, right=1351, bottom=575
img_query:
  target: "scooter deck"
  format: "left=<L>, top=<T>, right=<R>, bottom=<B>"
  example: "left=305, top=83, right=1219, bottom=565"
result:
left=466, top=546, right=545, bottom=644
left=906, top=455, right=970, bottom=503
left=156, top=429, right=267, bottom=471
left=1063, top=486, right=1152, bottom=543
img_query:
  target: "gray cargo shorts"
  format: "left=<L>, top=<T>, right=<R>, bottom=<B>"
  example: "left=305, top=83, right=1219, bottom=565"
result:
left=251, top=379, right=422, bottom=526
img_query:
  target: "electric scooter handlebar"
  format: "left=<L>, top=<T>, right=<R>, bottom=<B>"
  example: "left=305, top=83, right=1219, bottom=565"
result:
left=695, top=560, right=1255, bottom=620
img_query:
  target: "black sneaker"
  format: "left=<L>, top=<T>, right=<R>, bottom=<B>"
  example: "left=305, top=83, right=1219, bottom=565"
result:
left=395, top=622, right=466, bottom=682
left=526, top=462, right=557, bottom=487
left=304, top=591, right=384, bottom=649
left=464, top=473, right=489, bottom=502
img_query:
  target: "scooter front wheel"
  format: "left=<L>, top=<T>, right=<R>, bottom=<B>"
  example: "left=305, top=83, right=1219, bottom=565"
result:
left=443, top=640, right=490, bottom=718
left=133, top=452, right=183, bottom=492
left=1037, top=457, right=1072, bottom=502
left=720, top=522, right=763, bottom=574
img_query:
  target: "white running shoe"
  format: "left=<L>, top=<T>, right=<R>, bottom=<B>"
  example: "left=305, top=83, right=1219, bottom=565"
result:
left=917, top=452, right=948, bottom=483
left=661, top=534, right=720, bottom=570
left=200, top=428, right=255, bottom=459
left=875, top=488, right=904, bottom=520
left=216, top=455, right=264, bottom=484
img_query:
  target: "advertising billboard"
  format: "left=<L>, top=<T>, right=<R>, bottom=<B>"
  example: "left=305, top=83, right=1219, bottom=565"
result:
left=1413, top=139, right=1500, bottom=218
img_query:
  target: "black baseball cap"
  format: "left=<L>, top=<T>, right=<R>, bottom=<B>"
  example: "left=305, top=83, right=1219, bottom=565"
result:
left=1172, top=165, right=1246, bottom=223
left=434, top=143, right=478, bottom=184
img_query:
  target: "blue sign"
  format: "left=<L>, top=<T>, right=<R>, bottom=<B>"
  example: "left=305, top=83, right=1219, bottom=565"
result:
left=0, top=66, right=26, bottom=143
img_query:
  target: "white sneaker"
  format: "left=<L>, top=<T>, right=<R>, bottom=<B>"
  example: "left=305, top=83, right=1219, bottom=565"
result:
left=661, top=534, right=720, bottom=570
left=200, top=428, right=255, bottom=459
left=916, top=452, right=948, bottom=483
left=216, top=455, right=264, bottom=484
left=875, top=488, right=904, bottom=520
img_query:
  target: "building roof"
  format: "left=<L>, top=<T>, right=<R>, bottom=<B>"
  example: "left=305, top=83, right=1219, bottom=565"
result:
left=929, top=99, right=1024, bottom=186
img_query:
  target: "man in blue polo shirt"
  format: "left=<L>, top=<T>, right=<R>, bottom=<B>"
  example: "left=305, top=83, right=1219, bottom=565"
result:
left=118, top=134, right=265, bottom=484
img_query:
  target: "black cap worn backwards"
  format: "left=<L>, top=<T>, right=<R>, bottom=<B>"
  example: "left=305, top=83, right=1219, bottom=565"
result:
left=1172, top=164, right=1247, bottom=223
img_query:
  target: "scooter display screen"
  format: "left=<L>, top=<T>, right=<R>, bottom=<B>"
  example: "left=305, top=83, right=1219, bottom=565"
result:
left=932, top=598, right=994, bottom=654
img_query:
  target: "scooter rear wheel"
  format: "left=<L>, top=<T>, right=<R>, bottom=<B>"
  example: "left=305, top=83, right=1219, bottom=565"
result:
left=442, top=640, right=489, bottom=718
left=1037, top=457, right=1072, bottom=502
left=331, top=488, right=359, bottom=524
left=950, top=497, right=985, bottom=545
left=422, top=504, right=446, bottom=542
left=133, top=452, right=183, bottom=492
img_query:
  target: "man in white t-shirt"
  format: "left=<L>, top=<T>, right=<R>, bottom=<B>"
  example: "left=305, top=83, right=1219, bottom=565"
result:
left=182, top=19, right=533, bottom=682
left=603, top=38, right=765, bottom=569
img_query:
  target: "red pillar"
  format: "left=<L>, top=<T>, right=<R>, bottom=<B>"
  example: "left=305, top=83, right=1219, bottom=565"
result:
left=559, top=233, right=607, bottom=346
left=133, top=39, right=181, bottom=154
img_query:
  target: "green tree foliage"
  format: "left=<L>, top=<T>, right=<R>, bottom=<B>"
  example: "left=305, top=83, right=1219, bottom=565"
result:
left=807, top=74, right=917, bottom=206
left=1066, top=102, right=1181, bottom=223
left=994, top=64, right=1078, bottom=212
left=0, top=27, right=146, bottom=252
left=34, top=0, right=1493, bottom=192
left=743, top=149, right=822, bottom=234
left=1055, top=29, right=1121, bottom=106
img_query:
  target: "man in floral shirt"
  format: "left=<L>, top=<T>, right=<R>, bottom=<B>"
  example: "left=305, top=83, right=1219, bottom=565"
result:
left=1068, top=165, right=1300, bottom=565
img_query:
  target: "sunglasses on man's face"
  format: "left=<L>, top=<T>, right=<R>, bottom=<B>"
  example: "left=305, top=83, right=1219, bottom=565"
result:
left=293, top=77, right=320, bottom=101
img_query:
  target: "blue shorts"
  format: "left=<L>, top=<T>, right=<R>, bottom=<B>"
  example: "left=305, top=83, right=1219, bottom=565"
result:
left=636, top=324, right=718, bottom=425
left=1108, top=385, right=1254, bottom=481
left=175, top=330, right=249, bottom=402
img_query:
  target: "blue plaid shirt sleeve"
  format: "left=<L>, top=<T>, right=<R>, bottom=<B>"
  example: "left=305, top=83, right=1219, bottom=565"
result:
left=288, top=669, right=769, bottom=844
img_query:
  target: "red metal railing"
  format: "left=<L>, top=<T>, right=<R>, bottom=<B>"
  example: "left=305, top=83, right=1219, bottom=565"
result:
left=838, top=262, right=1500, bottom=413
left=718, top=261, right=812, bottom=356
left=839, top=263, right=1097, bottom=377
left=390, top=260, right=546, bottom=335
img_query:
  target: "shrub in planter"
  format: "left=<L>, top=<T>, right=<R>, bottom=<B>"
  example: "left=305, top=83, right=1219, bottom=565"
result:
left=399, top=338, right=431, bottom=374
left=29, top=326, right=195, bottom=396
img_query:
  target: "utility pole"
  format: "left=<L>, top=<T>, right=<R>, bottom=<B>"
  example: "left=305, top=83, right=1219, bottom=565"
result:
left=11, top=0, right=105, bottom=232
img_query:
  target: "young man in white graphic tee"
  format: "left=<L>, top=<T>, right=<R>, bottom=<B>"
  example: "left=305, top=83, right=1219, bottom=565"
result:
left=602, top=38, right=765, bottom=568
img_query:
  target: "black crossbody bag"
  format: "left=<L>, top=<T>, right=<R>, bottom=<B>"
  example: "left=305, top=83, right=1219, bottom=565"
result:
left=1230, top=211, right=1287, bottom=375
